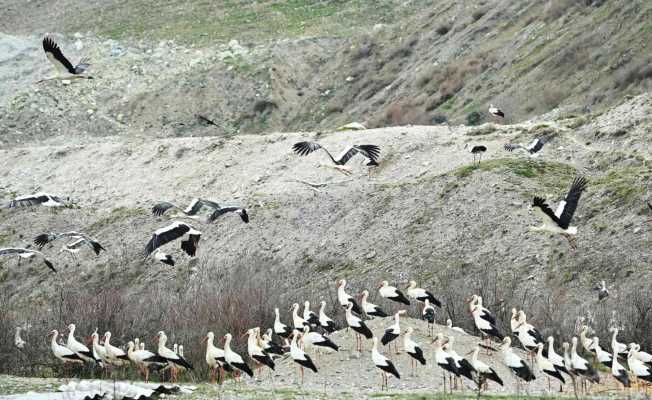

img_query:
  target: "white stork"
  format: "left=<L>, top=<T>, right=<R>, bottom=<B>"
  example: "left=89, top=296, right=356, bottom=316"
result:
left=629, top=343, right=652, bottom=364
left=144, top=221, right=202, bottom=259
left=469, top=295, right=497, bottom=325
left=318, top=301, right=339, bottom=333
left=103, top=332, right=130, bottom=367
left=471, top=301, right=503, bottom=343
left=511, top=308, right=521, bottom=336
left=7, top=193, right=67, bottom=208
left=579, top=325, right=595, bottom=353
left=203, top=331, right=232, bottom=384
left=515, top=310, right=545, bottom=355
left=336, top=279, right=362, bottom=314
left=504, top=135, right=552, bottom=156
left=570, top=337, right=600, bottom=384
left=360, top=290, right=388, bottom=318
left=90, top=330, right=110, bottom=370
left=470, top=344, right=503, bottom=387
left=489, top=104, right=505, bottom=118
left=291, top=303, right=309, bottom=330
left=546, top=336, right=569, bottom=377
left=49, top=329, right=83, bottom=367
left=222, top=333, right=253, bottom=378
left=422, top=299, right=436, bottom=337
left=302, top=301, right=319, bottom=326
left=292, top=141, right=380, bottom=174
left=65, top=324, right=95, bottom=363
left=378, top=281, right=410, bottom=305
left=41, top=36, right=91, bottom=82
left=610, top=327, right=628, bottom=356
left=245, top=329, right=275, bottom=373
left=594, top=280, right=609, bottom=301
left=611, top=346, right=630, bottom=389
left=127, top=341, right=167, bottom=382
left=152, top=198, right=248, bottom=223
left=536, top=343, right=565, bottom=389
left=260, top=328, right=286, bottom=358
left=14, top=326, right=26, bottom=349
left=34, top=231, right=104, bottom=256
left=530, top=176, right=588, bottom=248
left=628, top=346, right=652, bottom=385
left=464, top=144, right=487, bottom=164
left=499, top=337, right=536, bottom=391
left=591, top=337, right=613, bottom=368
left=345, top=302, right=373, bottom=352
left=301, top=326, right=339, bottom=352
left=381, top=310, right=406, bottom=354
left=371, top=336, right=400, bottom=390
left=403, top=327, right=426, bottom=376
left=0, top=248, right=56, bottom=272
left=446, top=319, right=466, bottom=335
left=432, top=333, right=460, bottom=393
left=274, top=307, right=291, bottom=338
left=443, top=336, right=476, bottom=387
left=406, top=281, right=442, bottom=307
left=155, top=331, right=194, bottom=382
left=289, top=330, right=318, bottom=384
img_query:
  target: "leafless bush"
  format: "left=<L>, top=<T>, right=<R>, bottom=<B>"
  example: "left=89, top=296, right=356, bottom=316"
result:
left=614, top=58, right=652, bottom=88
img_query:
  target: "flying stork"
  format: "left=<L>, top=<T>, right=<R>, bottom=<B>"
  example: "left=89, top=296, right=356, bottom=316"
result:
left=292, top=141, right=380, bottom=175
left=0, top=248, right=56, bottom=272
left=530, top=176, right=588, bottom=249
left=34, top=231, right=105, bottom=256
left=40, top=36, right=91, bottom=83
left=7, top=193, right=68, bottom=208
left=144, top=221, right=202, bottom=259
left=152, top=198, right=248, bottom=224
left=504, top=135, right=553, bottom=156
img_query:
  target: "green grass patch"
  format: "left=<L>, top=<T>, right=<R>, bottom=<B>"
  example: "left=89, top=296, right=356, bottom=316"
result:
left=593, top=163, right=651, bottom=206
left=450, top=158, right=576, bottom=188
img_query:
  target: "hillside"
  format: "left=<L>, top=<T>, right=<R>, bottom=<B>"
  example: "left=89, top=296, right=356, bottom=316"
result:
left=1, top=0, right=651, bottom=145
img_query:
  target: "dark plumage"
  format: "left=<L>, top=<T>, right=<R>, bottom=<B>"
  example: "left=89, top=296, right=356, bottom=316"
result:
left=352, top=322, right=373, bottom=340
left=423, top=308, right=435, bottom=324
left=252, top=354, right=275, bottom=370
left=292, top=142, right=380, bottom=166
left=513, top=362, right=536, bottom=382
left=532, top=176, right=588, bottom=230
left=295, top=356, right=318, bottom=373
left=43, top=36, right=90, bottom=75
left=378, top=360, right=400, bottom=379
left=231, top=362, right=253, bottom=377
left=381, top=330, right=399, bottom=346
left=144, top=222, right=201, bottom=258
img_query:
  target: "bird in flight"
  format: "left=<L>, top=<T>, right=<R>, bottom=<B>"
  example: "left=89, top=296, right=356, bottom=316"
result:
left=504, top=135, right=553, bottom=156
left=34, top=231, right=105, bottom=256
left=0, top=248, right=56, bottom=272
left=152, top=198, right=248, bottom=224
left=530, top=176, right=588, bottom=249
left=292, top=141, right=380, bottom=175
left=7, top=193, right=68, bottom=208
left=489, top=104, right=505, bottom=118
left=40, top=36, right=91, bottom=82
left=144, top=222, right=202, bottom=260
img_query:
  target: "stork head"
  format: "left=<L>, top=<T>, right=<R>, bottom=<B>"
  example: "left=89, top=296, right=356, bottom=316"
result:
left=377, top=280, right=388, bottom=289
left=547, top=336, right=554, bottom=345
left=291, top=303, right=299, bottom=312
left=562, top=342, right=569, bottom=350
left=446, top=319, right=452, bottom=328
left=67, top=323, right=75, bottom=333
left=406, top=280, right=416, bottom=289
left=336, top=279, right=345, bottom=288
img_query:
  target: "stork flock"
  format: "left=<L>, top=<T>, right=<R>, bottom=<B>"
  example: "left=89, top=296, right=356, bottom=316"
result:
left=2, top=35, right=651, bottom=398
left=41, top=281, right=652, bottom=396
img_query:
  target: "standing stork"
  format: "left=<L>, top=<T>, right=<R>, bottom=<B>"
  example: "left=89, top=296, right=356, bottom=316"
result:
left=289, top=330, right=318, bottom=384
left=203, top=331, right=232, bottom=384
left=302, top=301, right=319, bottom=326
left=628, top=346, right=652, bottom=387
left=7, top=193, right=68, bottom=208
left=432, top=333, right=460, bottom=393
left=292, top=141, right=381, bottom=175
left=49, top=330, right=83, bottom=371
left=144, top=222, right=202, bottom=259
left=591, top=337, right=613, bottom=368
left=446, top=319, right=466, bottom=335
left=291, top=303, right=310, bottom=331
left=500, top=337, right=535, bottom=394
left=530, top=176, right=588, bottom=249
left=126, top=341, right=167, bottom=382
left=611, top=346, right=630, bottom=390
left=535, top=343, right=565, bottom=390
left=570, top=336, right=600, bottom=391
left=381, top=310, right=406, bottom=354
left=14, top=326, right=26, bottom=349
left=470, top=344, right=503, bottom=389
left=515, top=310, right=545, bottom=359
left=378, top=281, right=410, bottom=306
left=152, top=198, right=248, bottom=224
left=546, top=337, right=569, bottom=378
left=594, top=280, right=609, bottom=301
left=489, top=104, right=505, bottom=118
left=629, top=343, right=652, bottom=364
left=0, top=248, right=56, bottom=272
left=371, top=336, right=400, bottom=390
left=443, top=336, right=476, bottom=389
left=274, top=308, right=291, bottom=339
left=65, top=324, right=96, bottom=363
left=245, top=329, right=275, bottom=374
left=470, top=300, right=503, bottom=346
left=336, top=279, right=362, bottom=315
left=403, top=327, right=426, bottom=376
left=406, top=281, right=442, bottom=307
left=40, top=36, right=91, bottom=82
left=422, top=299, right=436, bottom=337
left=610, top=327, right=628, bottom=356
left=155, top=331, right=193, bottom=382
left=222, top=333, right=253, bottom=379
left=345, top=302, right=373, bottom=352
left=360, top=290, right=388, bottom=318
left=318, top=301, right=339, bottom=333
left=464, top=144, right=487, bottom=165
left=301, top=326, right=339, bottom=353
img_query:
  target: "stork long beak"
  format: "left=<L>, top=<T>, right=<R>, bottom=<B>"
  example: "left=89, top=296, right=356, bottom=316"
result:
left=201, top=336, right=208, bottom=344
left=240, top=331, right=248, bottom=339
left=376, top=282, right=383, bottom=289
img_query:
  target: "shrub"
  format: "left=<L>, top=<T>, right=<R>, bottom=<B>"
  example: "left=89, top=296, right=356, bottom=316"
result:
left=614, top=58, right=652, bottom=88
left=466, top=111, right=482, bottom=126
left=431, top=114, right=448, bottom=124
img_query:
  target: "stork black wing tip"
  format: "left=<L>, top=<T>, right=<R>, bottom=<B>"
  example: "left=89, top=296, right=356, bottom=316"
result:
left=532, top=197, right=547, bottom=207
left=44, top=259, right=57, bottom=273
left=240, top=209, right=249, bottom=223
left=34, top=234, right=49, bottom=248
